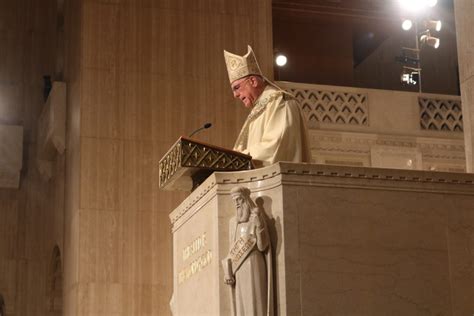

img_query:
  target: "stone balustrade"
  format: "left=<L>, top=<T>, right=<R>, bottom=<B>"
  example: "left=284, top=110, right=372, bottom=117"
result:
left=278, top=81, right=466, bottom=172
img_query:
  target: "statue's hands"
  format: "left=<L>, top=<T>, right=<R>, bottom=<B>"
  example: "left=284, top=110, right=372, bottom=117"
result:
left=224, top=275, right=235, bottom=286
left=250, top=209, right=263, bottom=228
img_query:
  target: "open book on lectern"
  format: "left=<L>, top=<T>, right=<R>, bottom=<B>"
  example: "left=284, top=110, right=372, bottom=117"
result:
left=158, top=136, right=253, bottom=191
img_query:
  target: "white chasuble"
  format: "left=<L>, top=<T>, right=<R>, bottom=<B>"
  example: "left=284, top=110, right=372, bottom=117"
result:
left=234, top=85, right=311, bottom=166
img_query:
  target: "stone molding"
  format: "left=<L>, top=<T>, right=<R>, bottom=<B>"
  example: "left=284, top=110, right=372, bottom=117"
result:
left=170, top=162, right=474, bottom=227
left=309, top=130, right=465, bottom=164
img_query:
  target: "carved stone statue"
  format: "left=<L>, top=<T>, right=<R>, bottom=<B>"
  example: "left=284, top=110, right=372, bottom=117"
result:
left=222, top=186, right=273, bottom=316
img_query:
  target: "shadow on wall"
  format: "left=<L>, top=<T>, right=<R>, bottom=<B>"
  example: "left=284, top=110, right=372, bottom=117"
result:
left=48, top=246, right=63, bottom=314
left=255, top=196, right=281, bottom=311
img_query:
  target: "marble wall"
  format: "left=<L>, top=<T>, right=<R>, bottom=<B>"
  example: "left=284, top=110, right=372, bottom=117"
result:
left=0, top=0, right=63, bottom=315
left=454, top=0, right=474, bottom=172
left=1, top=0, right=275, bottom=315
left=63, top=0, right=274, bottom=315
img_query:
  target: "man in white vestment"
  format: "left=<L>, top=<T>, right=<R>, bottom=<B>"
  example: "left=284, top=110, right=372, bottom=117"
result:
left=223, top=186, right=273, bottom=316
left=223, top=45, right=311, bottom=166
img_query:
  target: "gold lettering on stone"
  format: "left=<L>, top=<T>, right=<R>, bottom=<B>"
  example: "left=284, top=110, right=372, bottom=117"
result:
left=178, top=250, right=213, bottom=284
left=182, top=232, right=207, bottom=262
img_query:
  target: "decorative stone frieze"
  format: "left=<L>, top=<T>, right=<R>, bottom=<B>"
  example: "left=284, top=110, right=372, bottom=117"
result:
left=419, top=97, right=463, bottom=132
left=307, top=124, right=465, bottom=171
left=288, top=88, right=369, bottom=127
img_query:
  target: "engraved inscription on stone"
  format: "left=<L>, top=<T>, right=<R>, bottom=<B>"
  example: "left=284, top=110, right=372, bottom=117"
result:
left=178, top=232, right=212, bottom=285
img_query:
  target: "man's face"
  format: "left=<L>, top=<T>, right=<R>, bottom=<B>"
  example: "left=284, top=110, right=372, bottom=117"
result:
left=231, top=76, right=260, bottom=108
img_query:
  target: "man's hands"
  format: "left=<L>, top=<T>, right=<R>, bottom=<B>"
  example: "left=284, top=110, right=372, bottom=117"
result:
left=250, top=208, right=263, bottom=228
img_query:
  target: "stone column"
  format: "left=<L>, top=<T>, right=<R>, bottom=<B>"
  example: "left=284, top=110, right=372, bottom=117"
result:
left=454, top=0, right=474, bottom=172
left=62, top=0, right=274, bottom=315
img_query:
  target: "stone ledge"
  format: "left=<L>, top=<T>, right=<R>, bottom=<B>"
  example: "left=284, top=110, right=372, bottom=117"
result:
left=169, top=162, right=474, bottom=227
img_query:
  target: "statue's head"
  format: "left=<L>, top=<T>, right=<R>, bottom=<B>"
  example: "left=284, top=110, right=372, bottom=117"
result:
left=230, top=186, right=256, bottom=223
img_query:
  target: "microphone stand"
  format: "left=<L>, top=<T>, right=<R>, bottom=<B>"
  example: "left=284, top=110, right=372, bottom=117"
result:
left=189, top=123, right=212, bottom=138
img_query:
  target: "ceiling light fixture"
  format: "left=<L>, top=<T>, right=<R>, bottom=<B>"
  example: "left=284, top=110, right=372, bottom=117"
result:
left=425, top=20, right=442, bottom=32
left=275, top=54, right=287, bottom=67
left=420, top=34, right=440, bottom=48
left=399, top=0, right=425, bottom=12
left=402, top=19, right=413, bottom=31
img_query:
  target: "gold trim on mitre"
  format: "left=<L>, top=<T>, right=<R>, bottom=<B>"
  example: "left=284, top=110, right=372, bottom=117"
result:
left=223, top=45, right=263, bottom=84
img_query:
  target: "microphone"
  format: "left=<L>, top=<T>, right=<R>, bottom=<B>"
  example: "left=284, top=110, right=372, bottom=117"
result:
left=189, top=123, right=212, bottom=137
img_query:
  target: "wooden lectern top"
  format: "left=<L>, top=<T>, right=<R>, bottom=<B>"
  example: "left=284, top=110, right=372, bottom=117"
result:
left=159, top=136, right=253, bottom=191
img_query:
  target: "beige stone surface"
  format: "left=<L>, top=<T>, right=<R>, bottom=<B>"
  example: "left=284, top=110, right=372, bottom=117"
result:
left=0, top=0, right=63, bottom=315
left=454, top=0, right=474, bottom=172
left=370, top=145, right=422, bottom=170
left=171, top=162, right=474, bottom=315
left=0, top=124, right=23, bottom=188
left=460, top=78, right=474, bottom=172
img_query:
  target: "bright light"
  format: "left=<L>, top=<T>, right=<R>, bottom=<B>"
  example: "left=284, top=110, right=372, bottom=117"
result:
left=399, top=0, right=425, bottom=12
left=402, top=19, right=413, bottom=31
left=275, top=54, right=287, bottom=67
left=399, top=0, right=437, bottom=11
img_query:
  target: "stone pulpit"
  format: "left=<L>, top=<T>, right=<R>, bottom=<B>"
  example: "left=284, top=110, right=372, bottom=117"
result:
left=169, top=162, right=474, bottom=315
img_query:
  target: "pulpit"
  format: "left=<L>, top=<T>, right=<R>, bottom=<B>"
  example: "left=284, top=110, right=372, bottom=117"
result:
left=165, top=160, right=474, bottom=315
left=159, top=137, right=252, bottom=191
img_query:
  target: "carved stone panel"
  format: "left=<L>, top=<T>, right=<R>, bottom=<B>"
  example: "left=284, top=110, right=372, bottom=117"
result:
left=370, top=145, right=422, bottom=170
left=419, top=97, right=463, bottom=132
left=289, top=88, right=369, bottom=128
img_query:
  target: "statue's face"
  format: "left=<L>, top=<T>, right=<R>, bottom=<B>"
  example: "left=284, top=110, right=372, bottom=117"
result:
left=233, top=194, right=250, bottom=223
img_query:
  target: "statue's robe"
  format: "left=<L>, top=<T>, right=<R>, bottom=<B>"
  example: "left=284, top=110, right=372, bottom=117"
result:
left=227, top=212, right=273, bottom=316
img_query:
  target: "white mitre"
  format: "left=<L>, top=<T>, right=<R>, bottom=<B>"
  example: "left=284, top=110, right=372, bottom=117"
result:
left=223, top=45, right=263, bottom=84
